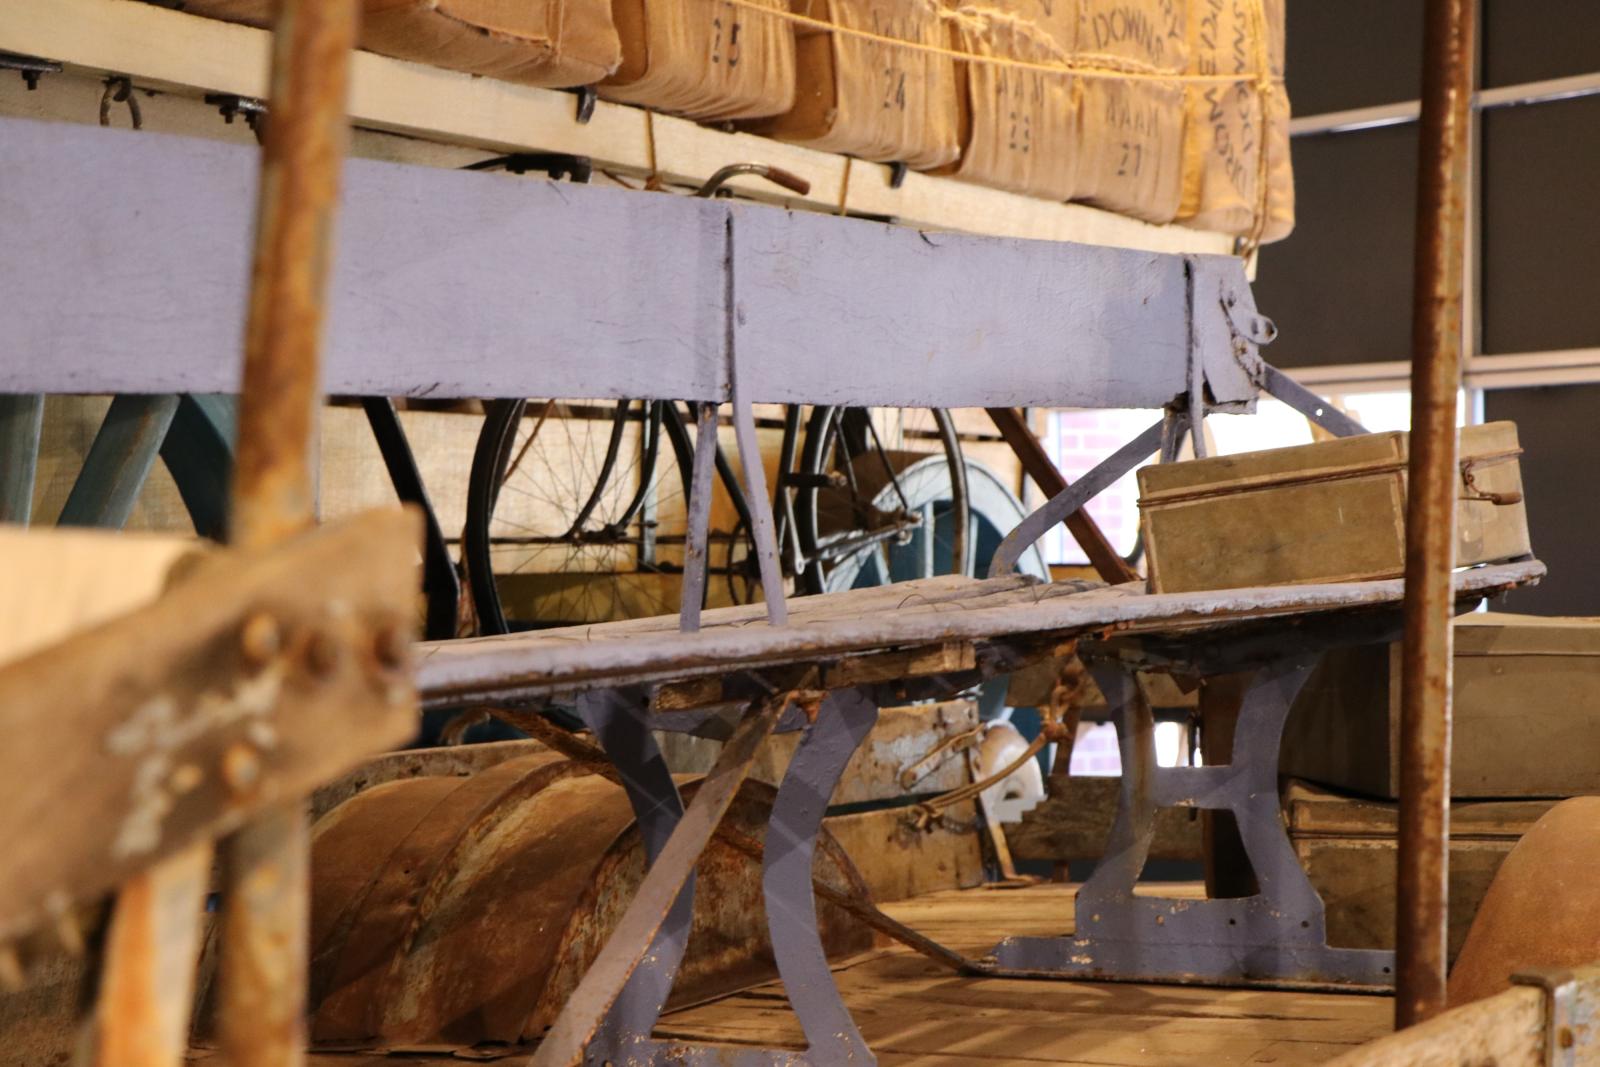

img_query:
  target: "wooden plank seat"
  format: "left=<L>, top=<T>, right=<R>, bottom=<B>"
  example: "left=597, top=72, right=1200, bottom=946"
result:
left=416, top=562, right=1545, bottom=708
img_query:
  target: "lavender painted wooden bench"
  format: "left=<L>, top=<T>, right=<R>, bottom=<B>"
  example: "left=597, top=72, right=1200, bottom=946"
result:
left=0, top=115, right=1545, bottom=1065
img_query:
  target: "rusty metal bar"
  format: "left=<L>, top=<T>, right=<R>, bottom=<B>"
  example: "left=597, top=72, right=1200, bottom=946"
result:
left=1396, top=0, right=1477, bottom=1030
left=215, top=2, right=360, bottom=1066
left=985, top=407, right=1138, bottom=584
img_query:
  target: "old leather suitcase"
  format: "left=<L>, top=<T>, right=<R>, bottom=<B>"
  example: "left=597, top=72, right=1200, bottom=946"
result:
left=1283, top=613, right=1600, bottom=799
left=1286, top=780, right=1554, bottom=964
left=1138, top=421, right=1530, bottom=594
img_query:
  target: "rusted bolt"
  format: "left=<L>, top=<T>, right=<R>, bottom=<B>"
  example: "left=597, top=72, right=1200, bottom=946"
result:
left=169, top=763, right=203, bottom=795
left=1560, top=1026, right=1575, bottom=1049
left=374, top=622, right=410, bottom=670
left=304, top=629, right=342, bottom=677
left=239, top=613, right=281, bottom=668
left=221, top=742, right=261, bottom=796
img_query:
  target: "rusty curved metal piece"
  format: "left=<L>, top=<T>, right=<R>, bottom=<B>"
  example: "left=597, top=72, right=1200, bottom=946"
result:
left=307, top=752, right=584, bottom=1042
left=288, top=748, right=870, bottom=1052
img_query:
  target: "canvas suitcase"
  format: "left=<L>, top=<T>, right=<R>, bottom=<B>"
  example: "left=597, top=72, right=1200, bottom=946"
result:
left=360, top=0, right=621, bottom=86
left=1138, top=421, right=1531, bottom=595
left=1177, top=0, right=1294, bottom=242
left=1286, top=780, right=1553, bottom=963
left=180, top=0, right=622, bottom=87
left=601, top=0, right=797, bottom=120
left=1072, top=0, right=1188, bottom=222
left=753, top=0, right=960, bottom=169
left=1283, top=613, right=1600, bottom=800
left=943, top=3, right=1080, bottom=201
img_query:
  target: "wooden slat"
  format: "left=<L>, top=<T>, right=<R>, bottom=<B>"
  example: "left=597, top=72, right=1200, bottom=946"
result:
left=0, top=0, right=1237, bottom=255
left=0, top=526, right=196, bottom=666
left=416, top=561, right=1547, bottom=705
left=730, top=204, right=1197, bottom=410
left=0, top=116, right=728, bottom=401
left=0, top=509, right=420, bottom=942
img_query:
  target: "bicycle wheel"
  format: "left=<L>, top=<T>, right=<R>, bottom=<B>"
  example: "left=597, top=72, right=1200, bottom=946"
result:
left=790, top=406, right=970, bottom=595
left=464, top=398, right=701, bottom=634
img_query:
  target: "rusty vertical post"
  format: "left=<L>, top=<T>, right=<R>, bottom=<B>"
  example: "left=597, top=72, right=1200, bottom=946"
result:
left=216, top=2, right=360, bottom=1065
left=1396, top=0, right=1476, bottom=1030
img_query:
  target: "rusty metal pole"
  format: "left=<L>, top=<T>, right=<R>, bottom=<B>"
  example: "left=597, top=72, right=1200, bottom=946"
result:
left=215, top=2, right=360, bottom=1065
left=1396, top=0, right=1476, bottom=1031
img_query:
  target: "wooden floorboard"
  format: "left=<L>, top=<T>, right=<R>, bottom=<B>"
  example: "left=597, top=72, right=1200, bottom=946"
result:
left=298, top=884, right=1394, bottom=1066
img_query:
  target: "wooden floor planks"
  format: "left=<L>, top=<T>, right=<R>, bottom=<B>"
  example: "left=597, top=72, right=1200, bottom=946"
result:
left=299, top=884, right=1394, bottom=1066
left=653, top=884, right=1392, bottom=1066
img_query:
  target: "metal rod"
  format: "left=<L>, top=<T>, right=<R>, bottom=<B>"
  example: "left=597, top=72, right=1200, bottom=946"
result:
left=57, top=394, right=180, bottom=529
left=0, top=394, right=44, bottom=524
left=1396, top=0, right=1476, bottom=1030
left=985, top=407, right=1137, bottom=583
left=216, top=2, right=360, bottom=1066
left=1290, top=68, right=1600, bottom=137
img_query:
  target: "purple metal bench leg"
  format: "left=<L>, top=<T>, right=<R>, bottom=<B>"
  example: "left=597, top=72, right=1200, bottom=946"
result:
left=994, top=659, right=1395, bottom=988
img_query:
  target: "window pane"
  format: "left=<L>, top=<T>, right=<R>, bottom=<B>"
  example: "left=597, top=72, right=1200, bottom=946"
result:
left=1255, top=125, right=1418, bottom=369
left=1482, top=384, right=1600, bottom=616
left=1286, top=0, right=1425, bottom=115
left=1484, top=0, right=1600, bottom=88
left=1043, top=408, right=1161, bottom=564
left=1482, top=96, right=1600, bottom=355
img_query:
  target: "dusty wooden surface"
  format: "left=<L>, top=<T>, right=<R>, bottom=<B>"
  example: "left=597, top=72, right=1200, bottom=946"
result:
left=0, top=509, right=419, bottom=943
left=298, top=884, right=1393, bottom=1066
left=418, top=561, right=1545, bottom=705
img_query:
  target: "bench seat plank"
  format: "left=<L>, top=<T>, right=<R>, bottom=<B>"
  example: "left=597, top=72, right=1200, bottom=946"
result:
left=417, top=560, right=1544, bottom=706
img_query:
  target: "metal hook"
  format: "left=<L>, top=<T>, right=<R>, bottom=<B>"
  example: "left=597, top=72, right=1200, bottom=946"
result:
left=99, top=76, right=142, bottom=130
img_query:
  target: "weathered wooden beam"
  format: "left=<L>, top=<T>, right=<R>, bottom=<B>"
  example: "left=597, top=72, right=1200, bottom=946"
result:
left=416, top=561, right=1545, bottom=708
left=728, top=205, right=1239, bottom=411
left=0, top=394, right=44, bottom=524
left=0, top=116, right=728, bottom=402
left=0, top=508, right=420, bottom=944
left=0, top=118, right=1256, bottom=412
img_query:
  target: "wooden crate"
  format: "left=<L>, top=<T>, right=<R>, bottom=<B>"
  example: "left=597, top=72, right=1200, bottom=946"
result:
left=1286, top=781, right=1552, bottom=964
left=1139, top=421, right=1530, bottom=594
left=1283, top=613, right=1600, bottom=799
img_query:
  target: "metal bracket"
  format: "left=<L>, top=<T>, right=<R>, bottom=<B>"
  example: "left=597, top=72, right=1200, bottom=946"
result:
left=992, top=656, right=1394, bottom=988
left=204, top=93, right=268, bottom=138
left=572, top=85, right=598, bottom=125
left=534, top=689, right=880, bottom=1066
left=1512, top=964, right=1600, bottom=1066
left=463, top=152, right=594, bottom=183
left=0, top=51, right=62, bottom=90
left=988, top=415, right=1178, bottom=578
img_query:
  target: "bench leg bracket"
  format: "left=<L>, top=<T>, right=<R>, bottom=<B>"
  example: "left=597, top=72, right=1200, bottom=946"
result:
left=993, top=659, right=1394, bottom=989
